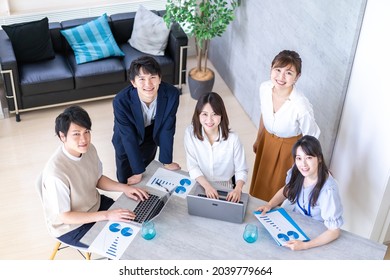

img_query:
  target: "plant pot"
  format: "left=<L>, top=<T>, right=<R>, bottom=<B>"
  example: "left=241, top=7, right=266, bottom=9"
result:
left=187, top=68, right=215, bottom=100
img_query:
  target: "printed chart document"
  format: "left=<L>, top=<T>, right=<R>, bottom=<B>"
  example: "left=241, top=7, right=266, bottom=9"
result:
left=254, top=208, right=310, bottom=246
left=89, top=221, right=140, bottom=259
left=146, top=167, right=196, bottom=198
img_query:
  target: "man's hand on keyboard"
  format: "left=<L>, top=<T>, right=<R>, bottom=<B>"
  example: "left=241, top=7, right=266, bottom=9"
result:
left=107, top=208, right=136, bottom=222
left=124, top=186, right=149, bottom=201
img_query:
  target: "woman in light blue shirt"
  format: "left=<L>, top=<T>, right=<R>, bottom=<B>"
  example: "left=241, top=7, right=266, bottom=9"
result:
left=257, top=135, right=343, bottom=250
left=184, top=92, right=248, bottom=203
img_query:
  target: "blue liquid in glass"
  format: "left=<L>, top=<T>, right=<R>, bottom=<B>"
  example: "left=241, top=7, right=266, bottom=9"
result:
left=243, top=225, right=258, bottom=243
left=244, top=234, right=257, bottom=243
left=142, top=229, right=156, bottom=240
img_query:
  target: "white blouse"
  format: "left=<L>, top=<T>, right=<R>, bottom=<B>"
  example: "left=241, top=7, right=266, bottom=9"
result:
left=184, top=125, right=248, bottom=187
left=260, top=80, right=320, bottom=138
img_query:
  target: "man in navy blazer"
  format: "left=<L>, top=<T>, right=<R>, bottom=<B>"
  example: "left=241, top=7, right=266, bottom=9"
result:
left=112, top=56, right=181, bottom=185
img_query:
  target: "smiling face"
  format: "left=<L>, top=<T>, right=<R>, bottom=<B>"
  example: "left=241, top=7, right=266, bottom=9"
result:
left=199, top=103, right=221, bottom=135
left=131, top=68, right=161, bottom=104
left=270, top=64, right=299, bottom=90
left=60, top=122, right=91, bottom=157
left=294, top=146, right=319, bottom=181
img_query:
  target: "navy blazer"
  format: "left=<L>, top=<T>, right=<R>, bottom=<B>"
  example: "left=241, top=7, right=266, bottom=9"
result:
left=112, top=82, right=180, bottom=175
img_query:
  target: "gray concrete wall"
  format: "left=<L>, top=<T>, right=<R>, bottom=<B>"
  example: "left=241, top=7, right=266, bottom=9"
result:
left=209, top=0, right=366, bottom=163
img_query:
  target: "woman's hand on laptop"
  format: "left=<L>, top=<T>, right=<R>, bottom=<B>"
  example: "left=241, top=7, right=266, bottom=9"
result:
left=205, top=188, right=219, bottom=199
left=227, top=180, right=244, bottom=203
left=227, top=188, right=241, bottom=203
left=196, top=177, right=219, bottom=199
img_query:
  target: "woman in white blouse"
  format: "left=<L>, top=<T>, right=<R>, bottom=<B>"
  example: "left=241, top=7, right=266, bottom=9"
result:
left=184, top=92, right=248, bottom=203
left=250, top=50, right=320, bottom=201
left=257, top=135, right=343, bottom=250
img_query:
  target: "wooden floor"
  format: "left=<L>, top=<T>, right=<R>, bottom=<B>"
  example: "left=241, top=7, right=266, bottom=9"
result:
left=0, top=57, right=388, bottom=260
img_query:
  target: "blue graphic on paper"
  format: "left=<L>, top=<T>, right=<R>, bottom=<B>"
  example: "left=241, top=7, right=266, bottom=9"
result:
left=175, top=178, right=192, bottom=193
left=146, top=168, right=196, bottom=198
left=121, top=227, right=133, bottom=237
left=253, top=209, right=310, bottom=246
left=109, top=223, right=121, bottom=232
left=151, top=177, right=175, bottom=188
left=106, top=223, right=133, bottom=257
left=175, top=186, right=186, bottom=194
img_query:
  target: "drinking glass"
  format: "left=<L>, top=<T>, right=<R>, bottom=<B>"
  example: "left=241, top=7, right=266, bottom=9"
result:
left=141, top=221, right=156, bottom=240
left=243, top=223, right=258, bottom=243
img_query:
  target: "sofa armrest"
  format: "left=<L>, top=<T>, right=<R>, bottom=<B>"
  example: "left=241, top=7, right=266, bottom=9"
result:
left=165, top=22, right=188, bottom=86
left=0, top=30, right=22, bottom=112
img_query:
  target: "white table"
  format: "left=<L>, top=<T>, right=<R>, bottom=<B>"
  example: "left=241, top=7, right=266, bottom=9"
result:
left=81, top=161, right=387, bottom=260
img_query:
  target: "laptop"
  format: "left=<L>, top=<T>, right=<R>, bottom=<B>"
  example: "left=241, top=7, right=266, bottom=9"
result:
left=186, top=183, right=249, bottom=224
left=126, top=185, right=172, bottom=225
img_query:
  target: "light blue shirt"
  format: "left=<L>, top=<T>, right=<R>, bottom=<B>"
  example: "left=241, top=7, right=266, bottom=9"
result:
left=282, top=170, right=344, bottom=229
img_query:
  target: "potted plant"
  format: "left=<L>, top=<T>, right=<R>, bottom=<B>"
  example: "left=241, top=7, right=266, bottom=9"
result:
left=164, top=0, right=240, bottom=99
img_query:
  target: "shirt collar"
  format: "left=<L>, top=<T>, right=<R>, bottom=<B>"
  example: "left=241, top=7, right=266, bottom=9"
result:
left=61, top=144, right=82, bottom=161
left=201, top=126, right=222, bottom=142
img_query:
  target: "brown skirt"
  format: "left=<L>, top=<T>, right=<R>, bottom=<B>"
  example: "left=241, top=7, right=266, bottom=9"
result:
left=249, top=130, right=302, bottom=201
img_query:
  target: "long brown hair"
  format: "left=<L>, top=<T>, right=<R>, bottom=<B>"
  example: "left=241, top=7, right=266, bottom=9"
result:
left=283, top=135, right=329, bottom=206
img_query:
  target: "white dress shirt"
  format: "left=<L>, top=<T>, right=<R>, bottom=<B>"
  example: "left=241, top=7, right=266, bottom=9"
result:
left=184, top=125, right=248, bottom=188
left=260, top=80, right=320, bottom=138
left=140, top=98, right=157, bottom=127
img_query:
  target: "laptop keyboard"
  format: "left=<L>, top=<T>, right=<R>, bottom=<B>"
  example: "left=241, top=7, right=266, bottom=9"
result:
left=198, top=193, right=244, bottom=204
left=133, top=194, right=165, bottom=223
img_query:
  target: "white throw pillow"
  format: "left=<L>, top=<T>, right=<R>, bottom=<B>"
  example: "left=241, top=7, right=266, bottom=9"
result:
left=129, top=5, right=170, bottom=56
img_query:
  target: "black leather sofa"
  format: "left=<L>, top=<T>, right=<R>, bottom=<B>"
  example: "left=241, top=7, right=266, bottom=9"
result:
left=0, top=11, right=188, bottom=121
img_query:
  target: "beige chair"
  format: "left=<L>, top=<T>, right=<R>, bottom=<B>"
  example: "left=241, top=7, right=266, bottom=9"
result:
left=35, top=173, right=92, bottom=260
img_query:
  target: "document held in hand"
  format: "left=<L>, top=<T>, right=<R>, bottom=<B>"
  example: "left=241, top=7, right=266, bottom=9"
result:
left=254, top=208, right=310, bottom=246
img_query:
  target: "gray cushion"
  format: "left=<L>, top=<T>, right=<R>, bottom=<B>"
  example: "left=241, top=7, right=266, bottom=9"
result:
left=129, top=5, right=170, bottom=56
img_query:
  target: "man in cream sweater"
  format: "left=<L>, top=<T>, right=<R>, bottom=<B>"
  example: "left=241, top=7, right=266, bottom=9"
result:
left=39, top=105, right=149, bottom=248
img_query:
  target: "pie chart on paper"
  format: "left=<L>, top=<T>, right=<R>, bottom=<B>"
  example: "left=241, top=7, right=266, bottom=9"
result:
left=121, top=227, right=133, bottom=237
left=175, top=186, right=186, bottom=194
left=109, top=223, right=121, bottom=233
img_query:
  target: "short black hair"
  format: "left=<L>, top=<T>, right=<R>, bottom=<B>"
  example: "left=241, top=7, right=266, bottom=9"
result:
left=55, top=105, right=91, bottom=138
left=127, top=55, right=162, bottom=81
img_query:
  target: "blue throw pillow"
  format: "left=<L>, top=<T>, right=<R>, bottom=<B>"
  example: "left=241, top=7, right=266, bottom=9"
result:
left=60, top=14, right=124, bottom=64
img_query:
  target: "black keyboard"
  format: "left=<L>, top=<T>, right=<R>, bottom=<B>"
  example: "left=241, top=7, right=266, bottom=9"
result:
left=133, top=194, right=165, bottom=223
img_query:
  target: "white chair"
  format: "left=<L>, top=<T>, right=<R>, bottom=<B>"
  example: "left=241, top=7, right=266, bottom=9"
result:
left=35, top=174, right=92, bottom=260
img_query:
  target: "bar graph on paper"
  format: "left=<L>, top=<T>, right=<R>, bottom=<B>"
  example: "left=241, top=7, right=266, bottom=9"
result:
left=254, top=208, right=310, bottom=246
left=146, top=168, right=196, bottom=198
left=88, top=222, right=140, bottom=260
